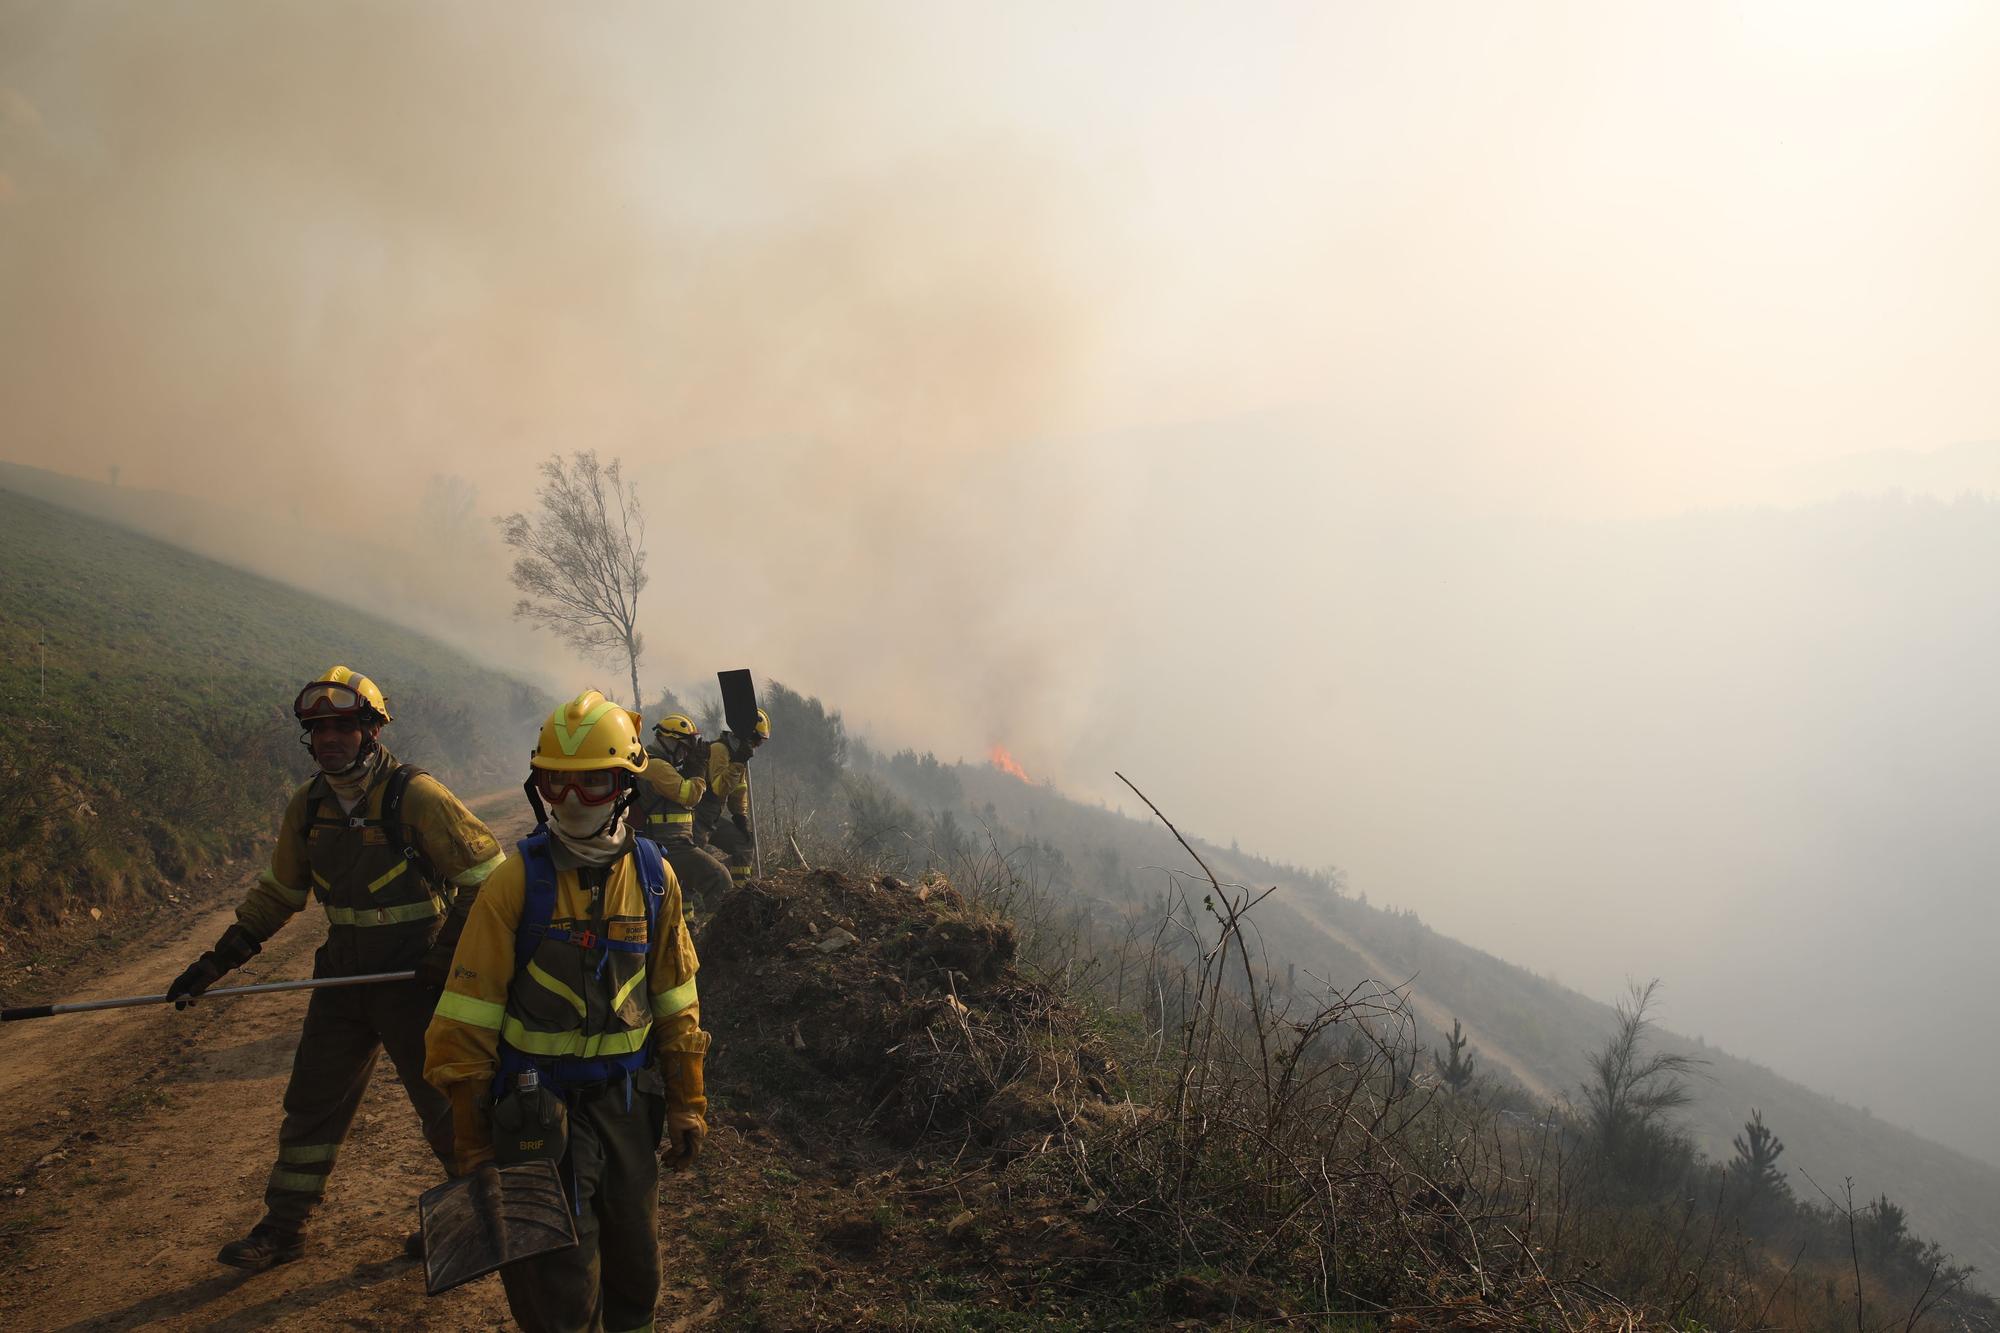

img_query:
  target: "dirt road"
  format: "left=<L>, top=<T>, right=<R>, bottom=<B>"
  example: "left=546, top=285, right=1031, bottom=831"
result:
left=1301, top=914, right=1564, bottom=1106
left=0, top=803, right=532, bottom=1331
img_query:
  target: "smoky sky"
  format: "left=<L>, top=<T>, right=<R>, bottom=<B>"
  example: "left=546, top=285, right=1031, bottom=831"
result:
left=8, top=3, right=2000, bottom=1167
left=0, top=1, right=1118, bottom=740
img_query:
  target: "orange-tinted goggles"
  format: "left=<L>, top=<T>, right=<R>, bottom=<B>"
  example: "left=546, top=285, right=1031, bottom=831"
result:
left=535, top=768, right=624, bottom=805
left=295, top=681, right=366, bottom=720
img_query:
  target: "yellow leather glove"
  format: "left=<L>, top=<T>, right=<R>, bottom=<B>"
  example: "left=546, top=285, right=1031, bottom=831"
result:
left=448, top=1081, right=495, bottom=1176
left=660, top=1051, right=706, bottom=1170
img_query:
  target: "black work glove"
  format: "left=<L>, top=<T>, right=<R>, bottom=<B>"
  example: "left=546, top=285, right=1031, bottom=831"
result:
left=416, top=936, right=456, bottom=993
left=168, top=923, right=261, bottom=1008
left=166, top=955, right=223, bottom=1008
left=419, top=901, right=474, bottom=993
left=732, top=811, right=752, bottom=840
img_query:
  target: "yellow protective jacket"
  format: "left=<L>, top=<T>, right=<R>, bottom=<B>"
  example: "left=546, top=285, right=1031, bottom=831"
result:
left=233, top=751, right=505, bottom=974
left=423, top=838, right=707, bottom=1112
left=634, top=747, right=706, bottom=843
left=705, top=738, right=750, bottom=818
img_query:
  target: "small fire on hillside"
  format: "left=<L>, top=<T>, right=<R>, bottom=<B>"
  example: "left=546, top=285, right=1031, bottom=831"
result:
left=987, top=744, right=1030, bottom=782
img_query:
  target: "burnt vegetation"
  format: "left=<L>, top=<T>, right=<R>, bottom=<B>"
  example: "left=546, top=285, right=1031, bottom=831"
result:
left=674, top=681, right=1998, bottom=1329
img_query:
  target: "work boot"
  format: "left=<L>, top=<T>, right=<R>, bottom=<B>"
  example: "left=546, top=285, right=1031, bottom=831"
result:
left=217, top=1222, right=303, bottom=1271
left=403, top=1228, right=425, bottom=1261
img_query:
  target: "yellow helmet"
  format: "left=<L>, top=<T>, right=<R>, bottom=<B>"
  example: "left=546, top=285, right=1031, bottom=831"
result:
left=755, top=708, right=771, bottom=740
left=533, top=690, right=647, bottom=773
left=295, top=665, right=391, bottom=724
left=654, top=714, right=698, bottom=742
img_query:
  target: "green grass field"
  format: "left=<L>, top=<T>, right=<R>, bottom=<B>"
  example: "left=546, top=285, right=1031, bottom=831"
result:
left=0, top=486, right=545, bottom=926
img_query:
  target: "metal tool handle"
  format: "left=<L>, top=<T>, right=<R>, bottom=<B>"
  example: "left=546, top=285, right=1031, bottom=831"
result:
left=746, top=766, right=762, bottom=880
left=1, top=970, right=420, bottom=1022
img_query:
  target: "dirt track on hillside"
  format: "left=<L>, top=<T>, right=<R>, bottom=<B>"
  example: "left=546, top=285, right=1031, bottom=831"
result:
left=0, top=813, right=529, bottom=1330
left=1304, top=916, right=1564, bottom=1106
left=0, top=789, right=766, bottom=1332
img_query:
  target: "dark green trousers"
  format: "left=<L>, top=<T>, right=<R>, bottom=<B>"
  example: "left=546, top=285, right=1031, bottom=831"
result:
left=500, top=1074, right=666, bottom=1333
left=661, top=842, right=731, bottom=916
left=262, top=976, right=453, bottom=1231
left=704, top=820, right=754, bottom=885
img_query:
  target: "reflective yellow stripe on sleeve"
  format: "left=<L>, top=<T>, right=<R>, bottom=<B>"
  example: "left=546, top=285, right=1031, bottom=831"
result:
left=650, top=975, right=697, bottom=1019
left=258, top=871, right=310, bottom=908
left=454, top=851, right=505, bottom=888
left=434, top=989, right=507, bottom=1030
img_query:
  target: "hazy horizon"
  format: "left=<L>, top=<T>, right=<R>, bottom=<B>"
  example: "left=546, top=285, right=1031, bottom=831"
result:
left=6, top=3, right=2000, bottom=1168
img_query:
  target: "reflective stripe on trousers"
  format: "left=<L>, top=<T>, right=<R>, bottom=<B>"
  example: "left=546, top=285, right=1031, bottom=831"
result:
left=261, top=978, right=453, bottom=1229
left=269, top=1140, right=338, bottom=1196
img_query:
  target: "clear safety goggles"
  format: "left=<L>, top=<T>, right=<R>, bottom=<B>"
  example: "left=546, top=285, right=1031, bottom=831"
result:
left=295, top=681, right=368, bottom=720
left=534, top=768, right=625, bottom=805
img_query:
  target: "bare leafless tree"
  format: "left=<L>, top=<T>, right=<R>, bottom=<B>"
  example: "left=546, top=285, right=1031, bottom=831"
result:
left=497, top=451, right=648, bottom=707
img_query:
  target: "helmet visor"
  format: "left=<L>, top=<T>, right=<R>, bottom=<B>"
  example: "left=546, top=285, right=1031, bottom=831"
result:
left=296, top=681, right=367, bottom=720
left=535, top=768, right=623, bottom=805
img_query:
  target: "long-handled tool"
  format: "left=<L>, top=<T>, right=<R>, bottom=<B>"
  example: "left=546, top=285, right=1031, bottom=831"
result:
left=1, top=970, right=418, bottom=1022
left=745, top=766, right=763, bottom=879
left=718, top=667, right=764, bottom=881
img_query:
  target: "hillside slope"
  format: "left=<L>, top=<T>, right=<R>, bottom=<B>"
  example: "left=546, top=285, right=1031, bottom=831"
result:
left=0, top=485, right=545, bottom=930
left=922, top=762, right=2000, bottom=1282
left=0, top=459, right=547, bottom=689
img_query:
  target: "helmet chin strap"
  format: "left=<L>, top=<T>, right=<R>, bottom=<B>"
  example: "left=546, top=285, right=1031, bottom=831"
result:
left=575, top=785, right=637, bottom=839
left=332, top=733, right=380, bottom=775
left=297, top=720, right=381, bottom=773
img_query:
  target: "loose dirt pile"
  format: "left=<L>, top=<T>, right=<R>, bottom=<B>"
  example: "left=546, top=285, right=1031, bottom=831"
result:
left=700, top=867, right=1118, bottom=1154
left=682, top=867, right=1153, bottom=1328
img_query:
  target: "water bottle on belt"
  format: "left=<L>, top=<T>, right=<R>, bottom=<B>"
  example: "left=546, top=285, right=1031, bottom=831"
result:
left=492, top=1068, right=568, bottom=1164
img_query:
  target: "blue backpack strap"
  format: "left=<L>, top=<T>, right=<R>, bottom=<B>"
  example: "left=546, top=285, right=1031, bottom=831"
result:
left=524, top=837, right=656, bottom=958
left=621, top=836, right=669, bottom=1110
left=633, top=835, right=666, bottom=936
left=514, top=831, right=558, bottom=961
left=495, top=831, right=558, bottom=1099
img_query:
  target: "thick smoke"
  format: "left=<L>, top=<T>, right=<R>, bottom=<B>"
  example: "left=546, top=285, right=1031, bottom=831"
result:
left=0, top=2, right=1113, bottom=757
left=11, top=2, right=2000, bottom=1174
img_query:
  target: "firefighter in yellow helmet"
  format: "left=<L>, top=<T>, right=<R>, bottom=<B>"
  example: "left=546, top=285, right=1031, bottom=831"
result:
left=633, top=713, right=733, bottom=917
left=425, top=690, right=707, bottom=1332
left=697, top=706, right=768, bottom=886
left=166, top=666, right=505, bottom=1271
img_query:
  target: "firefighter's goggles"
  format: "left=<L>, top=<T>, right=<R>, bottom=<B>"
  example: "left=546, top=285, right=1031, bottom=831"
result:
left=534, top=768, right=624, bottom=805
left=296, top=681, right=369, bottom=720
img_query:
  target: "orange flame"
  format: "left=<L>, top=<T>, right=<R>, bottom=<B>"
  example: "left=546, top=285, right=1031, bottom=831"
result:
left=988, top=744, right=1030, bottom=782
